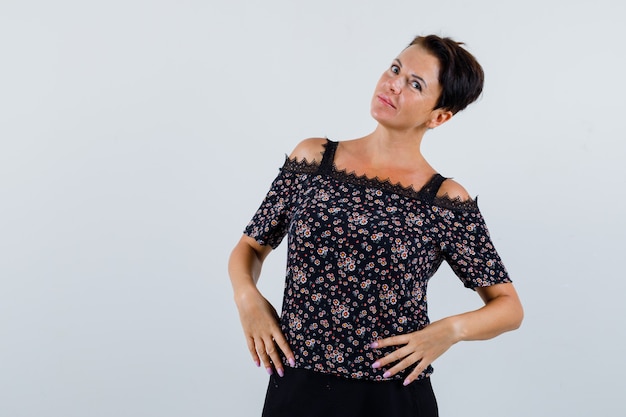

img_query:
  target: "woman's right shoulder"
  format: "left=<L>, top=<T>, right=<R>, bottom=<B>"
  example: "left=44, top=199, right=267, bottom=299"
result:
left=288, top=137, right=328, bottom=163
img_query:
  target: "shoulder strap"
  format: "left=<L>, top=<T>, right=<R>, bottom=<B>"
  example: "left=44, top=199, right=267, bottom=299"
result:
left=421, top=173, right=447, bottom=200
left=318, top=139, right=338, bottom=173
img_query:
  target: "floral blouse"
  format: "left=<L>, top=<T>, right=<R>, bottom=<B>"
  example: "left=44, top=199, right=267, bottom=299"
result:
left=244, top=140, right=511, bottom=381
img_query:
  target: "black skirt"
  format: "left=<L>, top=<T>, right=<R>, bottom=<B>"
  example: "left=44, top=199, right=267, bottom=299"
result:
left=262, top=367, right=438, bottom=417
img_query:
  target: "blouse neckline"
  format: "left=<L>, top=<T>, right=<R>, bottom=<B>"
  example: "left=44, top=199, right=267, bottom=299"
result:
left=282, top=140, right=479, bottom=212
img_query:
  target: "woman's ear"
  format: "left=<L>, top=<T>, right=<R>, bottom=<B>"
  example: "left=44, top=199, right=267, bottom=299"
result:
left=426, top=109, right=453, bottom=129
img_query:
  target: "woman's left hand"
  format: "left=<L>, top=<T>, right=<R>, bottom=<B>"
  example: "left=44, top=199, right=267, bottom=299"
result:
left=371, top=283, right=524, bottom=386
left=370, top=318, right=457, bottom=386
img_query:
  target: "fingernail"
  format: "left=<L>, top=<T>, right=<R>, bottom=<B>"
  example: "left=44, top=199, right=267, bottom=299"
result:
left=372, top=361, right=381, bottom=369
left=254, top=360, right=260, bottom=367
left=370, top=342, right=379, bottom=348
left=288, top=358, right=296, bottom=367
left=403, top=378, right=411, bottom=386
left=266, top=367, right=273, bottom=376
left=277, top=368, right=284, bottom=377
left=383, top=371, right=391, bottom=378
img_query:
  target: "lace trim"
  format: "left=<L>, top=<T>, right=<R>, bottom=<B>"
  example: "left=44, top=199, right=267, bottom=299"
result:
left=281, top=139, right=331, bottom=173
left=433, top=194, right=479, bottom=212
left=329, top=164, right=433, bottom=200
left=282, top=155, right=321, bottom=173
left=281, top=156, right=479, bottom=211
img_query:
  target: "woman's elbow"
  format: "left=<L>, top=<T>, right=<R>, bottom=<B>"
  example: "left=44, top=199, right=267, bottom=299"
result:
left=508, top=298, right=524, bottom=331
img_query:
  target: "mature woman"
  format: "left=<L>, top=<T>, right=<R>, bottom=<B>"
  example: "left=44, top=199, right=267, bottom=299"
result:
left=229, top=34, right=523, bottom=417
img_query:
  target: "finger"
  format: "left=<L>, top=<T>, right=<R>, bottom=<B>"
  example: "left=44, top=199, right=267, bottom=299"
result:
left=403, top=359, right=430, bottom=386
left=370, top=334, right=409, bottom=349
left=383, top=352, right=422, bottom=379
left=246, top=336, right=261, bottom=367
left=272, top=331, right=296, bottom=367
left=255, top=339, right=275, bottom=375
left=264, top=339, right=286, bottom=377
left=265, top=342, right=284, bottom=376
left=371, top=344, right=413, bottom=369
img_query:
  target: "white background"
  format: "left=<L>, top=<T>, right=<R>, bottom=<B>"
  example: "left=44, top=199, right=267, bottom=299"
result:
left=1, top=1, right=625, bottom=416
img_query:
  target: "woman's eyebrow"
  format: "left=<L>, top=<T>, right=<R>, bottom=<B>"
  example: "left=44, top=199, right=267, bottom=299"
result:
left=394, top=58, right=429, bottom=89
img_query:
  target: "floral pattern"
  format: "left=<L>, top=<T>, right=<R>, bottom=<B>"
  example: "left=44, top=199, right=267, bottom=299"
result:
left=244, top=141, right=511, bottom=381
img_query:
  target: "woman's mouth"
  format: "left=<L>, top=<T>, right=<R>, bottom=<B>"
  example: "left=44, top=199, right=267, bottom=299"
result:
left=377, top=95, right=396, bottom=109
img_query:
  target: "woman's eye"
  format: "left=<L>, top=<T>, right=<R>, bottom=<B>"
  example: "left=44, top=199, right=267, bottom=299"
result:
left=390, top=65, right=400, bottom=74
left=411, top=81, right=422, bottom=91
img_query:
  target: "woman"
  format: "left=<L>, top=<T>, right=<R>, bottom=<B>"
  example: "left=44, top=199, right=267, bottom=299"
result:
left=229, top=34, right=523, bottom=417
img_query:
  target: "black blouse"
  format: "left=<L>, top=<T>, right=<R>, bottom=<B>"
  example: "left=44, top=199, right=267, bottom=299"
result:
left=244, top=140, right=511, bottom=381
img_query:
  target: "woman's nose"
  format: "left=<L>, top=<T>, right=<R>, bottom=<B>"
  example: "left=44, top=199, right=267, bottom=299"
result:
left=388, top=78, right=403, bottom=94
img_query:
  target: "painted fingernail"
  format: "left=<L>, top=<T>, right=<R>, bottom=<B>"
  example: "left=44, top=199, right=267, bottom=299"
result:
left=372, top=361, right=381, bottom=369
left=403, top=378, right=411, bottom=386
left=266, top=367, right=273, bottom=376
left=370, top=342, right=379, bottom=348
left=288, top=358, right=296, bottom=367
left=254, top=360, right=260, bottom=367
left=383, top=371, right=391, bottom=378
left=277, top=368, right=284, bottom=377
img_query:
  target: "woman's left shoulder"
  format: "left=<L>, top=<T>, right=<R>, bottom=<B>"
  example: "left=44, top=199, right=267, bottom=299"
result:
left=288, top=137, right=328, bottom=163
left=436, top=178, right=472, bottom=202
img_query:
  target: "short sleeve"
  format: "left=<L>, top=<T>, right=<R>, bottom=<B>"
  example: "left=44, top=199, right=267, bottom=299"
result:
left=243, top=166, right=302, bottom=249
left=433, top=203, right=511, bottom=289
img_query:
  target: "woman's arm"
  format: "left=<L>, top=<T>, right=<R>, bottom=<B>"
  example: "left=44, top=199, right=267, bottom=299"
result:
left=454, top=282, right=523, bottom=340
left=372, top=179, right=523, bottom=385
left=228, top=235, right=295, bottom=377
left=229, top=138, right=329, bottom=376
left=371, top=282, right=523, bottom=385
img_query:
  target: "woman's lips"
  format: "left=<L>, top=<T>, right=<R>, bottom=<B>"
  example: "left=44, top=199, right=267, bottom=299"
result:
left=377, top=94, right=396, bottom=109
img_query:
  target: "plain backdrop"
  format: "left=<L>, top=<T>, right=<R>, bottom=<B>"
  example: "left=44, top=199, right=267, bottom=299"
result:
left=1, top=1, right=625, bottom=416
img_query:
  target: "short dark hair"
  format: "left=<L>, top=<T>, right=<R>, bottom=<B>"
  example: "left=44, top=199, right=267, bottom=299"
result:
left=409, top=35, right=484, bottom=115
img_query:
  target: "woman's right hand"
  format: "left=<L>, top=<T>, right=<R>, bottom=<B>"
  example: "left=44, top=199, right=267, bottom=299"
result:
left=235, top=288, right=295, bottom=377
left=229, top=235, right=295, bottom=376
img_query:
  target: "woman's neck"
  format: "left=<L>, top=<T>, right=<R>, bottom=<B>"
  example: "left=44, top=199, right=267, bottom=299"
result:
left=361, top=125, right=429, bottom=169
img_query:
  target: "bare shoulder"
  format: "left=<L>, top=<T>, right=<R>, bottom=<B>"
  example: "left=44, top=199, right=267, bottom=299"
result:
left=288, top=137, right=328, bottom=163
left=436, top=178, right=473, bottom=201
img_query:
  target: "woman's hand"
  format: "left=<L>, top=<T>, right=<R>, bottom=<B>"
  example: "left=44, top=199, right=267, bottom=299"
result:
left=235, top=288, right=295, bottom=377
left=229, top=235, right=296, bottom=377
left=370, top=318, right=457, bottom=386
left=370, top=283, right=523, bottom=386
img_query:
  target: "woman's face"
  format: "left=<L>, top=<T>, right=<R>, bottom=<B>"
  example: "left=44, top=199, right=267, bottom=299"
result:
left=370, top=44, right=450, bottom=131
